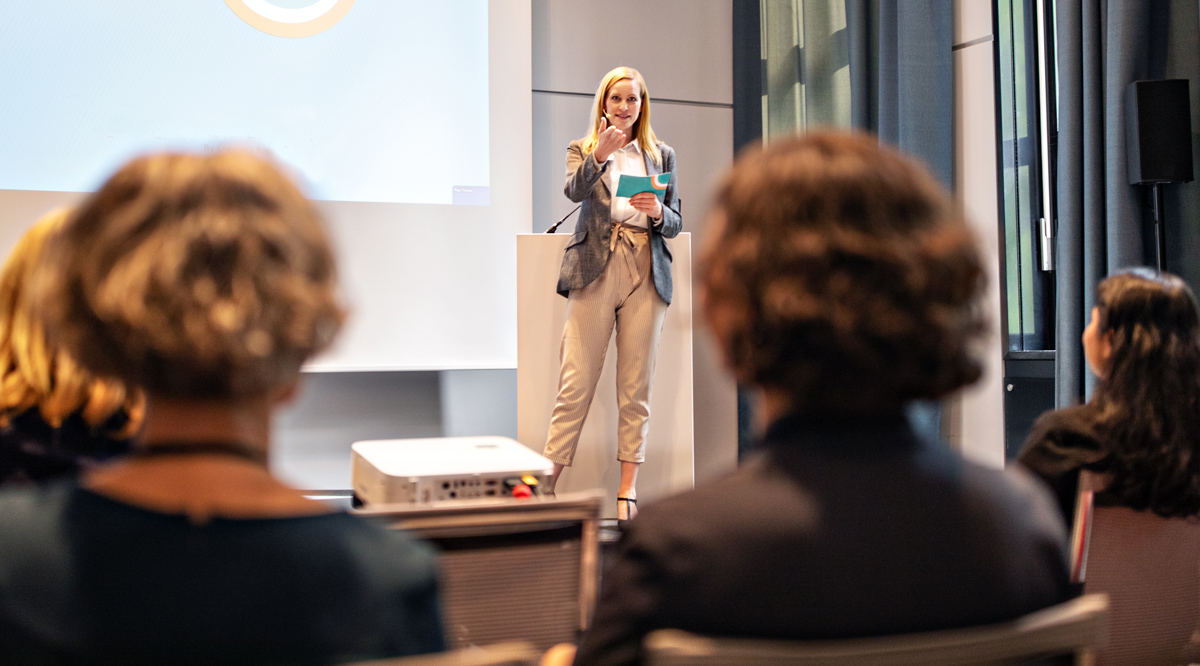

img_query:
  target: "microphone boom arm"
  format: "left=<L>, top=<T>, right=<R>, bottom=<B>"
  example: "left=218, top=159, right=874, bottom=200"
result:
left=545, top=204, right=582, bottom=234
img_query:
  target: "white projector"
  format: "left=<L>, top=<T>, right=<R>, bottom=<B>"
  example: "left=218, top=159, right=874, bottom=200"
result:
left=350, top=436, right=555, bottom=506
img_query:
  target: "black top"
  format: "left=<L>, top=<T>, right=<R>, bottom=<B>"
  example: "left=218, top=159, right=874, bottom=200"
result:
left=0, top=481, right=444, bottom=665
left=573, top=414, right=1071, bottom=666
left=0, top=408, right=133, bottom=486
left=1017, top=404, right=1110, bottom=526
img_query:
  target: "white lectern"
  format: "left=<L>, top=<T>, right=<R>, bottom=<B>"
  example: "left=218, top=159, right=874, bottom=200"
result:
left=516, top=233, right=695, bottom=518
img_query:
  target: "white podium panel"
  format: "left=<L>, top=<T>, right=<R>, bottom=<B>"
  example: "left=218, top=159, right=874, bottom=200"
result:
left=517, top=233, right=695, bottom=517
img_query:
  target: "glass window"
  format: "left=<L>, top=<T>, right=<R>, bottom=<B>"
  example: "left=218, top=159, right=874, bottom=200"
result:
left=996, top=0, right=1056, bottom=352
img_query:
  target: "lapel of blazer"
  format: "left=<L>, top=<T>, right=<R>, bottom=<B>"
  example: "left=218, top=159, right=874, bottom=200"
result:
left=643, top=143, right=662, bottom=177
left=597, top=154, right=612, bottom=200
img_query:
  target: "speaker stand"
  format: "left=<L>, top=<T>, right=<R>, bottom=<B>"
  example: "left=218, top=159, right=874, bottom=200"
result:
left=1150, top=183, right=1167, bottom=272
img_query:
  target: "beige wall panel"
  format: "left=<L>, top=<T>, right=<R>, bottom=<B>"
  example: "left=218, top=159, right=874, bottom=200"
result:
left=954, top=39, right=1007, bottom=469
left=532, top=0, right=733, bottom=105
left=650, top=103, right=738, bottom=483
left=532, top=94, right=595, bottom=233
left=954, top=0, right=993, bottom=45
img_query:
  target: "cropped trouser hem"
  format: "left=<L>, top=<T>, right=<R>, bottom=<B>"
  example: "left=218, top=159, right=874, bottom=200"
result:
left=544, top=453, right=645, bottom=466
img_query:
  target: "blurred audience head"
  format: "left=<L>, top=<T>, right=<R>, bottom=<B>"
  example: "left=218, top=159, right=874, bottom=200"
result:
left=1088, top=268, right=1200, bottom=517
left=0, top=208, right=142, bottom=434
left=701, top=130, right=985, bottom=419
left=34, top=151, right=344, bottom=401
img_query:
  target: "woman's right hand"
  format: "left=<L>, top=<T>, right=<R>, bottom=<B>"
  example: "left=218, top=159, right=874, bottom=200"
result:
left=593, top=118, right=626, bottom=164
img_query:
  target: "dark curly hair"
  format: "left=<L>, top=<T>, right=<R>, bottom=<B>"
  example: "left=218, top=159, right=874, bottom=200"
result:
left=33, top=151, right=345, bottom=400
left=1089, top=268, right=1200, bottom=518
left=701, top=131, right=986, bottom=418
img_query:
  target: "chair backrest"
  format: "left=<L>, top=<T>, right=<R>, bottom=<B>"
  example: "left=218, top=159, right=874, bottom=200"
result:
left=643, top=594, right=1109, bottom=666
left=358, top=492, right=603, bottom=652
left=340, top=641, right=539, bottom=666
left=1072, top=472, right=1200, bottom=665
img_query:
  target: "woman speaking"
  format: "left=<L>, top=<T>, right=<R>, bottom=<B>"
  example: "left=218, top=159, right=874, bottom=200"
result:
left=543, top=66, right=681, bottom=522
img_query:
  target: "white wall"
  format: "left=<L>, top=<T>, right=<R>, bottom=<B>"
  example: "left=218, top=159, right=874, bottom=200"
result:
left=531, top=0, right=739, bottom=485
left=949, top=0, right=1007, bottom=468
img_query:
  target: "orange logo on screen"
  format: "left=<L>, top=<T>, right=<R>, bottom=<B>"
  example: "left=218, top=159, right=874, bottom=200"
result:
left=224, top=0, right=356, bottom=38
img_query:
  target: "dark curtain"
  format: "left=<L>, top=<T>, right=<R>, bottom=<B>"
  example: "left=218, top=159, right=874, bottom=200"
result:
left=845, top=0, right=954, bottom=440
left=846, top=0, right=955, bottom=189
left=754, top=1, right=955, bottom=444
left=1055, top=0, right=1200, bottom=407
left=733, top=0, right=763, bottom=459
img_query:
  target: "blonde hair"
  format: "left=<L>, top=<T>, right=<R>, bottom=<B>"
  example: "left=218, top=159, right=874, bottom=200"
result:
left=0, top=209, right=143, bottom=434
left=34, top=151, right=344, bottom=400
left=581, top=66, right=662, bottom=165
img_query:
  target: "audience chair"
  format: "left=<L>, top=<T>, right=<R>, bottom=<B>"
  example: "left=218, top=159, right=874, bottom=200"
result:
left=643, top=594, right=1108, bottom=666
left=1071, top=471, right=1200, bottom=665
left=359, top=491, right=603, bottom=652
left=340, top=641, right=538, bottom=666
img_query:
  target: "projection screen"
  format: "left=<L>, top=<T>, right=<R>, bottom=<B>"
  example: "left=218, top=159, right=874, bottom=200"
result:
left=0, top=0, right=532, bottom=371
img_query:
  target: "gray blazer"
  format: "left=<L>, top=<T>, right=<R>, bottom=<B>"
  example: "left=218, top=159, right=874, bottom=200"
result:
left=556, top=139, right=682, bottom=304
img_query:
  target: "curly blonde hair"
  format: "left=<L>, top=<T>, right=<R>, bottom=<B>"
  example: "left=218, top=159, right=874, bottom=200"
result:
left=0, top=209, right=143, bottom=433
left=34, top=151, right=345, bottom=399
left=702, top=132, right=986, bottom=417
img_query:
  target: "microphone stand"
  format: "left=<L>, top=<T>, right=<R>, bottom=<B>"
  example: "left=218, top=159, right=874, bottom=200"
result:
left=545, top=205, right=581, bottom=234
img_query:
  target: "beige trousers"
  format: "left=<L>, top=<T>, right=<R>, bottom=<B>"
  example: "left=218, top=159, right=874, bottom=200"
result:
left=543, top=223, right=668, bottom=466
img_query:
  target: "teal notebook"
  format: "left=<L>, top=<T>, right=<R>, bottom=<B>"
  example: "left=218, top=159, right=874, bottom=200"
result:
left=615, top=172, right=671, bottom=199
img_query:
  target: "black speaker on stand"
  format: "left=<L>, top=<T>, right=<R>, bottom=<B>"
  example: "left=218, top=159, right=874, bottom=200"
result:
left=1125, top=79, right=1194, bottom=271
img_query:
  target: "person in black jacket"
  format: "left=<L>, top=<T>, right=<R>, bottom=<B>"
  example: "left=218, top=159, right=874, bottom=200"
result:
left=1019, top=268, right=1200, bottom=526
left=0, top=209, right=142, bottom=486
left=571, top=131, right=1070, bottom=666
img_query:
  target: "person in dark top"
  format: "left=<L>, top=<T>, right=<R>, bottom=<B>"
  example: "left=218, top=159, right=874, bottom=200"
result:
left=571, top=131, right=1071, bottom=666
left=0, top=151, right=444, bottom=665
left=0, top=209, right=143, bottom=486
left=1019, top=268, right=1200, bottom=526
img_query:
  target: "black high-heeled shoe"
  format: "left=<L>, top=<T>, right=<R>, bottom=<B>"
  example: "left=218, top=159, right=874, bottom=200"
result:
left=617, top=496, right=638, bottom=529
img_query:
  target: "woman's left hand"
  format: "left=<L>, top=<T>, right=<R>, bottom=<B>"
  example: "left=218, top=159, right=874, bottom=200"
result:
left=629, top=192, right=663, bottom=220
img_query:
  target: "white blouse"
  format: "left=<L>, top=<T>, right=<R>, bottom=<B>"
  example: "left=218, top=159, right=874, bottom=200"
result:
left=601, top=140, right=649, bottom=229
